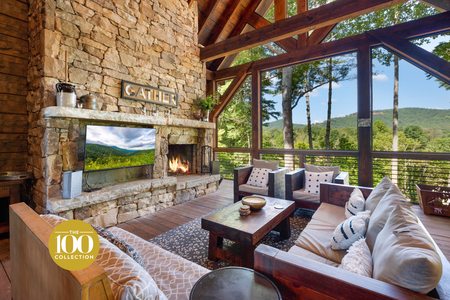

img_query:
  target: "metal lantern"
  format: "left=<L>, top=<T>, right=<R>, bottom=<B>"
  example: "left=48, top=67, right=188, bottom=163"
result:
left=201, top=145, right=212, bottom=175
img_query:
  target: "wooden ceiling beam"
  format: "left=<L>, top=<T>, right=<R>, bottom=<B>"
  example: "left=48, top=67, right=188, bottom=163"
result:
left=307, top=24, right=336, bottom=46
left=205, top=0, right=244, bottom=46
left=213, top=11, right=450, bottom=80
left=418, top=0, right=450, bottom=12
left=274, top=0, right=287, bottom=21
left=247, top=13, right=297, bottom=52
left=200, top=0, right=408, bottom=61
left=198, top=0, right=220, bottom=37
left=369, top=31, right=450, bottom=84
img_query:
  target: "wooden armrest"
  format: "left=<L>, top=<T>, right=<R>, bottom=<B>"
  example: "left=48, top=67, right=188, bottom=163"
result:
left=319, top=182, right=373, bottom=207
left=285, top=169, right=305, bottom=200
left=254, top=244, right=434, bottom=300
left=334, top=171, right=349, bottom=185
left=234, top=165, right=253, bottom=202
left=269, top=167, right=289, bottom=199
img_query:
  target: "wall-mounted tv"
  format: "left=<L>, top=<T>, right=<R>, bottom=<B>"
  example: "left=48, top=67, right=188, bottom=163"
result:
left=84, top=125, right=156, bottom=172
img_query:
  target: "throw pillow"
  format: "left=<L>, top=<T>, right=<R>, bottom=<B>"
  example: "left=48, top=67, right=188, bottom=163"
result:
left=304, top=171, right=334, bottom=195
left=41, top=214, right=67, bottom=227
left=339, top=238, right=373, bottom=278
left=93, top=225, right=146, bottom=270
left=365, top=183, right=410, bottom=252
left=365, top=176, right=394, bottom=213
left=345, top=188, right=366, bottom=218
left=96, top=235, right=168, bottom=300
left=331, top=210, right=371, bottom=250
left=372, top=205, right=442, bottom=293
left=246, top=167, right=270, bottom=187
left=253, top=158, right=279, bottom=171
left=304, top=163, right=340, bottom=180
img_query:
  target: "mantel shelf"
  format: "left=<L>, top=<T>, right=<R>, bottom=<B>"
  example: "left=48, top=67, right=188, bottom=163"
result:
left=41, top=106, right=215, bottom=129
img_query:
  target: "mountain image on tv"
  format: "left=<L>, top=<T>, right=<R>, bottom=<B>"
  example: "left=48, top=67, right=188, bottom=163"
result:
left=85, top=125, right=156, bottom=172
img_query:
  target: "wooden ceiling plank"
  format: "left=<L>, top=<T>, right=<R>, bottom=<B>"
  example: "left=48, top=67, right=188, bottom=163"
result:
left=200, top=0, right=408, bottom=61
left=199, top=0, right=221, bottom=36
left=418, top=0, right=450, bottom=12
left=307, top=24, right=336, bottom=46
left=211, top=62, right=253, bottom=119
left=213, top=11, right=450, bottom=80
left=369, top=31, right=450, bottom=84
left=297, top=0, right=308, bottom=48
left=247, top=12, right=297, bottom=52
left=205, top=0, right=244, bottom=46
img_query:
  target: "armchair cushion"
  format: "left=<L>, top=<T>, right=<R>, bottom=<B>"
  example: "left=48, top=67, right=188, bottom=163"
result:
left=253, top=158, right=279, bottom=171
left=246, top=167, right=270, bottom=187
left=305, top=163, right=340, bottom=181
left=292, top=189, right=320, bottom=203
left=372, top=205, right=442, bottom=293
left=304, top=171, right=334, bottom=194
left=238, top=184, right=269, bottom=196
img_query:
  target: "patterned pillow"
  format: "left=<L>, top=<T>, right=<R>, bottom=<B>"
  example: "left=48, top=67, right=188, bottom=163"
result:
left=246, top=167, right=270, bottom=187
left=304, top=171, right=334, bottom=194
left=339, top=238, right=373, bottom=277
left=41, top=214, right=67, bottom=227
left=93, top=225, right=146, bottom=270
left=331, top=210, right=371, bottom=250
left=345, top=188, right=366, bottom=218
left=96, top=235, right=168, bottom=300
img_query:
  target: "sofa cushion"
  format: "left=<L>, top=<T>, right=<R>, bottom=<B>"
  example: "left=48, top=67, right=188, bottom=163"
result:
left=238, top=184, right=268, bottom=196
left=96, top=235, right=167, bottom=300
left=305, top=163, right=340, bottom=180
left=331, top=210, right=371, bottom=250
left=304, top=171, right=334, bottom=195
left=366, top=184, right=410, bottom=252
left=109, top=227, right=210, bottom=300
left=344, top=188, right=366, bottom=218
left=288, top=245, right=340, bottom=267
left=339, top=238, right=373, bottom=278
left=246, top=167, right=270, bottom=187
left=372, top=205, right=442, bottom=293
left=253, top=158, right=279, bottom=171
left=295, top=218, right=347, bottom=264
left=365, top=176, right=394, bottom=213
left=292, top=189, right=320, bottom=203
left=311, top=202, right=346, bottom=227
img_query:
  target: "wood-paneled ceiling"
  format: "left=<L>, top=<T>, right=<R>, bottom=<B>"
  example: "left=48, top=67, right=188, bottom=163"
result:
left=190, top=0, right=449, bottom=72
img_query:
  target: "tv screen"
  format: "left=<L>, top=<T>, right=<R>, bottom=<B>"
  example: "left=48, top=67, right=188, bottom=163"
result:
left=84, top=125, right=156, bottom=172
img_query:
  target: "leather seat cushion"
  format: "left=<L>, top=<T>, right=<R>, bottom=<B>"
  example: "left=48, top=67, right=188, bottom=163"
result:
left=288, top=245, right=340, bottom=268
left=292, top=189, right=320, bottom=203
left=238, top=184, right=269, bottom=196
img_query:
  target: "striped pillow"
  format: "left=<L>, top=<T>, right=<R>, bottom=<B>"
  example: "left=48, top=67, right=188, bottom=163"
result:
left=331, top=210, right=371, bottom=250
left=345, top=188, right=366, bottom=218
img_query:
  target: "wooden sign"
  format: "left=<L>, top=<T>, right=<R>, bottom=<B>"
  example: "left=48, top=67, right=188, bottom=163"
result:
left=121, top=80, right=178, bottom=108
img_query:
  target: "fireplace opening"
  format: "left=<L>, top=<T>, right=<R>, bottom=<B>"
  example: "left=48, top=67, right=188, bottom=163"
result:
left=168, top=145, right=195, bottom=176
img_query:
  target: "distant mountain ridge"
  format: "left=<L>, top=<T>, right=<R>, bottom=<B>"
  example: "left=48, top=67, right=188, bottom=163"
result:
left=86, top=144, right=155, bottom=162
left=265, top=108, right=450, bottom=130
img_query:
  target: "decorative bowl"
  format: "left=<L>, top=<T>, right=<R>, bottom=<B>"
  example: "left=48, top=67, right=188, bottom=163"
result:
left=242, top=196, right=266, bottom=210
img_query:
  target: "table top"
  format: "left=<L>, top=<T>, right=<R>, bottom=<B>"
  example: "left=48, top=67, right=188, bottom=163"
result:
left=201, top=196, right=295, bottom=245
left=190, top=266, right=281, bottom=300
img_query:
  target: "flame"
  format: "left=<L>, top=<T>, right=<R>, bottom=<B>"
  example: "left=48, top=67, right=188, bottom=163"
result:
left=169, top=155, right=191, bottom=174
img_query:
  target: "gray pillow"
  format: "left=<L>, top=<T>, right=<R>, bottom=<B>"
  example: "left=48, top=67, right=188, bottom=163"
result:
left=253, top=158, right=279, bottom=171
left=304, top=163, right=340, bottom=180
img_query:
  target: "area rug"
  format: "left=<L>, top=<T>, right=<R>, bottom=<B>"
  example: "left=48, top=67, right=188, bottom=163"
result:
left=149, top=206, right=314, bottom=270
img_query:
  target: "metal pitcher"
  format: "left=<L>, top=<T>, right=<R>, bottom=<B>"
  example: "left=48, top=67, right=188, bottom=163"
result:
left=80, top=95, right=98, bottom=110
left=56, top=83, right=77, bottom=108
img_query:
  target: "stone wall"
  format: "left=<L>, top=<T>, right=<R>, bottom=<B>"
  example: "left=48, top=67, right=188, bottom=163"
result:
left=27, top=0, right=207, bottom=213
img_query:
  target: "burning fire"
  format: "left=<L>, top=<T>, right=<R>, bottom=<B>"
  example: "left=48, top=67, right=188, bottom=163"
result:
left=169, top=155, right=191, bottom=174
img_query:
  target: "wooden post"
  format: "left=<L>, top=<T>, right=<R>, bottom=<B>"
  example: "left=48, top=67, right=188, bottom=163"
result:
left=297, top=0, right=308, bottom=48
left=357, top=45, right=373, bottom=187
left=251, top=69, right=261, bottom=160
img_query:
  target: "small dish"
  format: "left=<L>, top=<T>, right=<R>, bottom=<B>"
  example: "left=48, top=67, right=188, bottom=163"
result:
left=242, top=196, right=266, bottom=210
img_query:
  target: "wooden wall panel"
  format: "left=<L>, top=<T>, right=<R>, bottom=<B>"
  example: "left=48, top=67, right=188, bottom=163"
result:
left=0, top=0, right=28, bottom=171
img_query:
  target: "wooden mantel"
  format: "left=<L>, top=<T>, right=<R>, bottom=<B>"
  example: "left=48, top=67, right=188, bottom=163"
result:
left=41, top=107, right=216, bottom=130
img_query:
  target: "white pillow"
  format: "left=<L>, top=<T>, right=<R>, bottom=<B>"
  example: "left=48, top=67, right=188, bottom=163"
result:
left=304, top=171, right=334, bottom=195
left=345, top=188, right=366, bottom=218
left=246, top=167, right=270, bottom=187
left=339, top=238, right=373, bottom=277
left=331, top=210, right=371, bottom=250
left=365, top=176, right=394, bottom=213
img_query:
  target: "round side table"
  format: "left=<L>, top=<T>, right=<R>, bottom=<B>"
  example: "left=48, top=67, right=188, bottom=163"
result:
left=190, top=266, right=281, bottom=300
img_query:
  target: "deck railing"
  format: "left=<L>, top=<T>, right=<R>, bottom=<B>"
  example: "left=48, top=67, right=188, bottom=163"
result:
left=214, top=148, right=450, bottom=203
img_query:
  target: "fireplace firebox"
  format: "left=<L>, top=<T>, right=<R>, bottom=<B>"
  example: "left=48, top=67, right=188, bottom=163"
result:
left=168, top=145, right=195, bottom=176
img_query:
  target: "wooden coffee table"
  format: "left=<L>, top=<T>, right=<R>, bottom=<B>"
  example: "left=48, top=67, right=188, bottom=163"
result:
left=201, top=196, right=295, bottom=268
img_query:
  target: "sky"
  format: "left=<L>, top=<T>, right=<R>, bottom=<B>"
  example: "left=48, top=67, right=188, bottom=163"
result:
left=265, top=35, right=450, bottom=125
left=86, top=126, right=156, bottom=151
